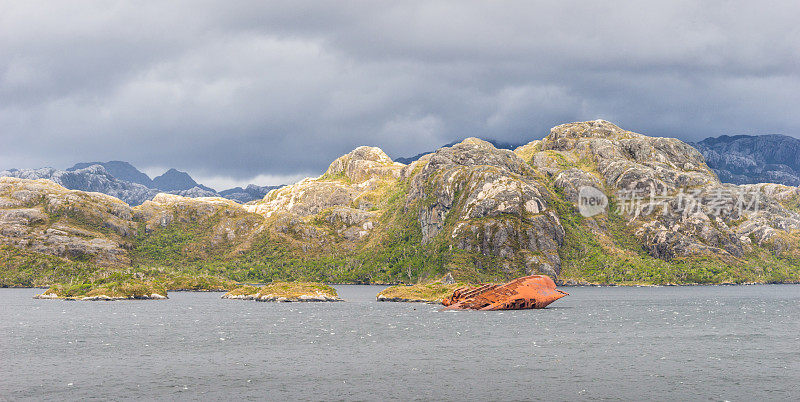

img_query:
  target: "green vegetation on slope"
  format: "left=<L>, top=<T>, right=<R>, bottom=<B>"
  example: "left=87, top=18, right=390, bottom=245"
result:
left=1, top=245, right=240, bottom=291
left=125, top=180, right=467, bottom=285
left=1, top=245, right=97, bottom=287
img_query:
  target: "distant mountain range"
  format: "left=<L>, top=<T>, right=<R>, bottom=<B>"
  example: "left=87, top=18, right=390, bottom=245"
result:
left=692, top=134, right=800, bottom=186
left=1, top=161, right=281, bottom=206
left=3, top=134, right=800, bottom=207
left=67, top=161, right=217, bottom=193
left=68, top=161, right=153, bottom=187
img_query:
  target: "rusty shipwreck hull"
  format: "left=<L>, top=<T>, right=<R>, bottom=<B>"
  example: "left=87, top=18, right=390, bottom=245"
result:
left=442, top=275, right=568, bottom=310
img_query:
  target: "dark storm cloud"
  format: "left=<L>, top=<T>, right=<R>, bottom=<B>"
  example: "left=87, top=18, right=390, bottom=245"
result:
left=2, top=0, right=799, bottom=187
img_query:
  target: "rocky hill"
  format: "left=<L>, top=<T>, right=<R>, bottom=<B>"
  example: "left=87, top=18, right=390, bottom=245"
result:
left=693, top=134, right=800, bottom=186
left=3, top=121, right=800, bottom=287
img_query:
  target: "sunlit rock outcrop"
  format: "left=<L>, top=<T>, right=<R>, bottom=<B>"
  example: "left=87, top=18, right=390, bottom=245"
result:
left=242, top=146, right=403, bottom=247
left=0, top=177, right=134, bottom=266
left=406, top=138, right=564, bottom=277
left=517, top=120, right=800, bottom=264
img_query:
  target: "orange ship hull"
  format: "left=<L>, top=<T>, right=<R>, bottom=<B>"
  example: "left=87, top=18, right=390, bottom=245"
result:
left=442, top=275, right=568, bottom=310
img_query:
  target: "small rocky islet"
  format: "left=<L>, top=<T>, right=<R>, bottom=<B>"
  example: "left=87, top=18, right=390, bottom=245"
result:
left=33, top=279, right=168, bottom=301
left=377, top=274, right=467, bottom=303
left=221, top=282, right=342, bottom=302
left=32, top=278, right=345, bottom=302
left=29, top=273, right=247, bottom=301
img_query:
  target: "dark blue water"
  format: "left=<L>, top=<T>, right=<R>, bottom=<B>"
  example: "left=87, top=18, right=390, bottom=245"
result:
left=1, top=285, right=799, bottom=401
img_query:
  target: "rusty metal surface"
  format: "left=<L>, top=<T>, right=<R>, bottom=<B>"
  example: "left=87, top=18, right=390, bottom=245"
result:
left=442, top=275, right=568, bottom=310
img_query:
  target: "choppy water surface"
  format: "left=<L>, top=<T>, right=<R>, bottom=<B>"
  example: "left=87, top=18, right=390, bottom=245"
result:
left=1, top=285, right=799, bottom=401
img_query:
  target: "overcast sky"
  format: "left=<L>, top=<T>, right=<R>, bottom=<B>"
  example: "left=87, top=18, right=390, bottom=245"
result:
left=2, top=1, right=799, bottom=189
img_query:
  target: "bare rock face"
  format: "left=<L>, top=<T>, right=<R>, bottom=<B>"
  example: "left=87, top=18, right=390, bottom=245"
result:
left=243, top=146, right=402, bottom=246
left=249, top=146, right=403, bottom=217
left=407, top=138, right=565, bottom=276
left=0, top=177, right=134, bottom=266
left=541, top=120, right=716, bottom=192
left=518, top=120, right=800, bottom=263
left=246, top=179, right=361, bottom=218
left=324, top=146, right=404, bottom=183
left=742, top=183, right=800, bottom=203
left=553, top=169, right=604, bottom=203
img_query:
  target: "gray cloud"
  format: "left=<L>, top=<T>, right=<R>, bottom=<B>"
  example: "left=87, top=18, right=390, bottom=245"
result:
left=2, top=0, right=799, bottom=185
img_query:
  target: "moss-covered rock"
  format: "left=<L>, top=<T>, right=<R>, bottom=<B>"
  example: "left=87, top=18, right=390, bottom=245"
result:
left=0, top=177, right=134, bottom=267
left=34, top=278, right=167, bottom=301
left=222, top=281, right=341, bottom=302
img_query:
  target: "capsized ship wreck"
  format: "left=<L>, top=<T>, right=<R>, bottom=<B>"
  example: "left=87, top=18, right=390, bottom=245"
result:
left=442, top=275, right=568, bottom=310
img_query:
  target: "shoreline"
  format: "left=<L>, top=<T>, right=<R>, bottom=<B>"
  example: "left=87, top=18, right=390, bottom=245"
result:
left=32, top=293, right=168, bottom=301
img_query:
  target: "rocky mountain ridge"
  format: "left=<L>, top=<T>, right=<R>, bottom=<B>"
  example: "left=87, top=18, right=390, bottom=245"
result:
left=692, top=134, right=800, bottom=186
left=3, top=121, right=800, bottom=287
left=68, top=161, right=153, bottom=186
left=1, top=162, right=280, bottom=205
left=0, top=165, right=158, bottom=206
